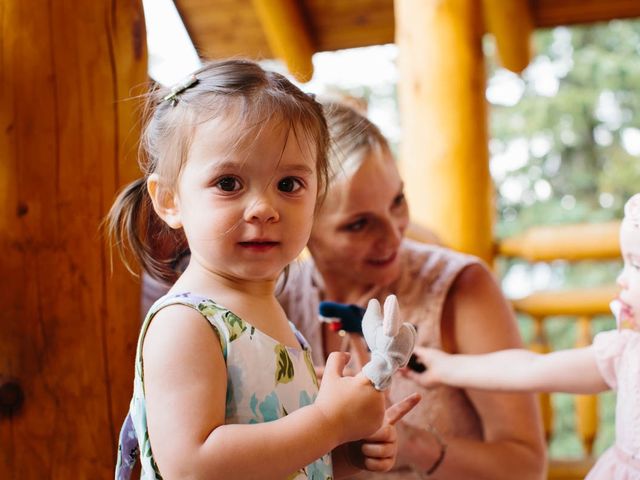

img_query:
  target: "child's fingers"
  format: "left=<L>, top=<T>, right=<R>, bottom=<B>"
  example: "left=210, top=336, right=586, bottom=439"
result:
left=363, top=423, right=395, bottom=443
left=411, top=346, right=434, bottom=362
left=362, top=456, right=395, bottom=472
left=400, top=368, right=437, bottom=387
left=361, top=439, right=396, bottom=460
left=384, top=392, right=421, bottom=426
left=322, top=351, right=351, bottom=381
left=314, top=366, right=324, bottom=383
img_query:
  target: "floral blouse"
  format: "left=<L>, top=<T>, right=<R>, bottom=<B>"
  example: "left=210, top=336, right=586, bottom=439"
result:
left=115, top=292, right=333, bottom=479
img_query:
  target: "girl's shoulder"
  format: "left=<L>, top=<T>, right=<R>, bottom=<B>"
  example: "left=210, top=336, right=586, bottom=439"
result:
left=593, top=328, right=640, bottom=356
left=141, top=292, right=239, bottom=358
left=592, top=328, right=640, bottom=390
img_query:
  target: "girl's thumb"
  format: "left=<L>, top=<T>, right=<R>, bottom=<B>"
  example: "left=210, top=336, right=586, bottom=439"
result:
left=323, top=352, right=351, bottom=380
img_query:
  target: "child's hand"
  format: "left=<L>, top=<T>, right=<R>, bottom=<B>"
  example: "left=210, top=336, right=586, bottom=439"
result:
left=314, top=352, right=386, bottom=444
left=400, top=346, right=448, bottom=387
left=346, top=393, right=421, bottom=472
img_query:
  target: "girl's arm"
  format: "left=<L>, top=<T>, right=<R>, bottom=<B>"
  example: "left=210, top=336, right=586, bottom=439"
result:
left=401, top=264, right=548, bottom=480
left=408, top=344, right=609, bottom=394
left=143, top=305, right=385, bottom=480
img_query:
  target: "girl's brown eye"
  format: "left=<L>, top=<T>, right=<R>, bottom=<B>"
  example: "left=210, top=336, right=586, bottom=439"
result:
left=278, top=177, right=302, bottom=193
left=217, top=177, right=240, bottom=192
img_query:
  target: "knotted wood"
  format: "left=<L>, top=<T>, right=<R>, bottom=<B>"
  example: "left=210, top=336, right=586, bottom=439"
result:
left=0, top=1, right=146, bottom=477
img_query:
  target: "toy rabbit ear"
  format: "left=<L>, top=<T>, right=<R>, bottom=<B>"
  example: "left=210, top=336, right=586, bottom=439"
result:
left=382, top=294, right=400, bottom=337
left=363, top=298, right=382, bottom=331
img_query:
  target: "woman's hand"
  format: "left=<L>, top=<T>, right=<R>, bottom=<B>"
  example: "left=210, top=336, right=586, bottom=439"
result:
left=345, top=393, right=421, bottom=472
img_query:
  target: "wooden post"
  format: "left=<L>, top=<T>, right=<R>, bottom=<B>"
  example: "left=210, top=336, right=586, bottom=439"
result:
left=529, top=317, right=553, bottom=442
left=482, top=0, right=533, bottom=73
left=252, top=0, right=315, bottom=82
left=395, top=0, right=493, bottom=262
left=0, top=1, right=146, bottom=477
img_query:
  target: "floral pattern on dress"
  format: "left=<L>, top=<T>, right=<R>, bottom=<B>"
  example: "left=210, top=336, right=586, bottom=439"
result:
left=115, top=292, right=332, bottom=480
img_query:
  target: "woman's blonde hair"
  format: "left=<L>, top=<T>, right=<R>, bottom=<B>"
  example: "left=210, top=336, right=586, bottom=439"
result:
left=321, top=99, right=390, bottom=181
left=107, top=59, right=330, bottom=282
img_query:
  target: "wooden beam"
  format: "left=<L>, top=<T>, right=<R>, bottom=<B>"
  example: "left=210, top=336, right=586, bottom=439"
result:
left=532, top=0, right=640, bottom=28
left=395, top=0, right=493, bottom=262
left=251, top=0, right=315, bottom=82
left=512, top=285, right=619, bottom=317
left=497, top=221, right=621, bottom=261
left=482, top=0, right=533, bottom=73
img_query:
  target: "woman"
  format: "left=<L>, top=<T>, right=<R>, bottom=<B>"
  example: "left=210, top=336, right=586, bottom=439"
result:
left=277, top=101, right=547, bottom=479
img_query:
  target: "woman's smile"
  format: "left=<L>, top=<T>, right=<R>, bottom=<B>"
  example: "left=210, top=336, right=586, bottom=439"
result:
left=366, top=250, right=398, bottom=267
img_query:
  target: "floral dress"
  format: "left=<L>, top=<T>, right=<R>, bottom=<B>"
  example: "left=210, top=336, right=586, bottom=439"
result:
left=115, top=292, right=333, bottom=480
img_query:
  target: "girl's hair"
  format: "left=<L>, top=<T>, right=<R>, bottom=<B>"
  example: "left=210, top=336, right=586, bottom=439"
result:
left=107, top=59, right=330, bottom=282
left=623, top=193, right=640, bottom=229
left=320, top=99, right=390, bottom=181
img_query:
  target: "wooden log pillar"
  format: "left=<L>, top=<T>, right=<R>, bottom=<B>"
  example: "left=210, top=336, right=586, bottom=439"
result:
left=0, top=1, right=146, bottom=477
left=252, top=0, right=315, bottom=82
left=395, top=0, right=492, bottom=262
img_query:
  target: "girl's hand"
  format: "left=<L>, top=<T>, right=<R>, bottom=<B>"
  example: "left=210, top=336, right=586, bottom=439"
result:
left=400, top=346, right=448, bottom=387
left=346, top=393, right=421, bottom=471
left=314, top=352, right=386, bottom=444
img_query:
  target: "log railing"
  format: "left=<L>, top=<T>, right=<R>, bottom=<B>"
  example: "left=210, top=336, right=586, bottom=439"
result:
left=497, top=222, right=620, bottom=480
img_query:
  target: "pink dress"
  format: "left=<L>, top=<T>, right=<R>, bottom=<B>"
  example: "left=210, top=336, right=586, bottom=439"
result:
left=279, top=239, right=484, bottom=478
left=590, top=329, right=640, bottom=479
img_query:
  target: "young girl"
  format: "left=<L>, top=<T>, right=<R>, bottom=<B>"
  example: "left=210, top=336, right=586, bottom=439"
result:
left=108, top=59, right=419, bottom=479
left=405, top=193, right=640, bottom=479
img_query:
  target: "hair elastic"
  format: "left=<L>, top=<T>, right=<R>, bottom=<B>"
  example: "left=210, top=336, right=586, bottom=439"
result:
left=163, top=74, right=199, bottom=106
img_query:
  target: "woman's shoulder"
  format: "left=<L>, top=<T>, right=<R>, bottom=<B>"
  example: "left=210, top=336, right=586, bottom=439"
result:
left=401, top=238, right=481, bottom=267
left=277, top=257, right=319, bottom=305
left=398, top=239, right=481, bottom=291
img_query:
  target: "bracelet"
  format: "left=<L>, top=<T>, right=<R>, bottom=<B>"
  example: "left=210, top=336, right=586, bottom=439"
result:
left=423, top=423, right=447, bottom=477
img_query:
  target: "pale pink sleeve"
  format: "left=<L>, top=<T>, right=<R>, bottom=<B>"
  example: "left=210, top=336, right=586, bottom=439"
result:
left=592, top=330, right=630, bottom=390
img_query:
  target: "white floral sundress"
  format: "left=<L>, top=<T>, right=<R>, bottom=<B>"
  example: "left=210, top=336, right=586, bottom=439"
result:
left=115, top=292, right=333, bottom=479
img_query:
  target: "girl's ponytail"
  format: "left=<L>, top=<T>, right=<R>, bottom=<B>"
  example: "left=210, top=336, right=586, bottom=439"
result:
left=106, top=177, right=185, bottom=282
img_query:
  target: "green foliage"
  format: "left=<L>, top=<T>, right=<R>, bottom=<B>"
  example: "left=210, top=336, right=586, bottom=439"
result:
left=490, top=20, right=640, bottom=458
left=489, top=20, right=640, bottom=238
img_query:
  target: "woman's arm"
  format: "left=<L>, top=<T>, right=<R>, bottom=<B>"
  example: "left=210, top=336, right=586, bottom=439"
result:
left=409, top=263, right=548, bottom=480
left=409, top=345, right=609, bottom=394
left=143, top=305, right=384, bottom=480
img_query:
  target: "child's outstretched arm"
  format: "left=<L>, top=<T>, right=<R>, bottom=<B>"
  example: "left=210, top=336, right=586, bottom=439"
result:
left=143, top=306, right=386, bottom=480
left=404, top=345, right=610, bottom=394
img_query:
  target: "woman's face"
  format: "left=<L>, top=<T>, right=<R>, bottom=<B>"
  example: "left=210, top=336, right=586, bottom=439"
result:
left=308, top=147, right=409, bottom=293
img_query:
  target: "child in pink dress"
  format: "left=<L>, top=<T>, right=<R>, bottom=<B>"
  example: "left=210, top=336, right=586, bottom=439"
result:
left=404, top=193, right=640, bottom=480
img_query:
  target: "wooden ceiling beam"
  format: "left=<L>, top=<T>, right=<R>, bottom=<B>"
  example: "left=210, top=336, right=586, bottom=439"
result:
left=175, top=0, right=640, bottom=63
left=532, top=0, right=640, bottom=28
left=482, top=0, right=533, bottom=73
left=251, top=0, right=315, bottom=82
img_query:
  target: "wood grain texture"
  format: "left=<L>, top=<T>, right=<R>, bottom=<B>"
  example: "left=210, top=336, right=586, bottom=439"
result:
left=395, top=0, right=493, bottom=262
left=174, top=0, right=640, bottom=62
left=0, top=0, right=146, bottom=477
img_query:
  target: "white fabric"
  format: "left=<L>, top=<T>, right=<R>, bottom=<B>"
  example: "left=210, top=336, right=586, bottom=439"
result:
left=361, top=295, right=417, bottom=391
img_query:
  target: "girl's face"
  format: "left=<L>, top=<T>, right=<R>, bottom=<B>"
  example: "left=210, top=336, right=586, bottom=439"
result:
left=166, top=117, right=318, bottom=284
left=617, top=221, right=640, bottom=327
left=308, top=147, right=409, bottom=294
